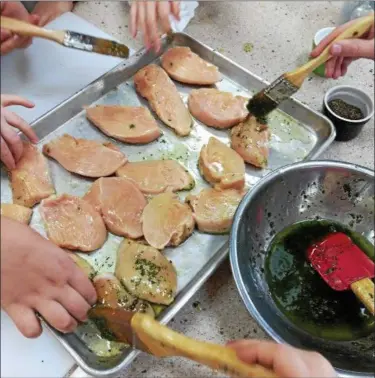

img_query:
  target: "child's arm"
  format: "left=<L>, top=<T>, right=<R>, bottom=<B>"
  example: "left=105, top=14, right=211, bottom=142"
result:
left=129, top=1, right=180, bottom=52
left=1, top=95, right=38, bottom=170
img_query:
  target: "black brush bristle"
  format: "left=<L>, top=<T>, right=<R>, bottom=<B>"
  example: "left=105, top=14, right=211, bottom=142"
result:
left=247, top=91, right=278, bottom=124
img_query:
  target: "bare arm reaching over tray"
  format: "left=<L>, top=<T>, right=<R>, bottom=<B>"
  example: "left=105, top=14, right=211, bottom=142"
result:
left=129, top=1, right=180, bottom=52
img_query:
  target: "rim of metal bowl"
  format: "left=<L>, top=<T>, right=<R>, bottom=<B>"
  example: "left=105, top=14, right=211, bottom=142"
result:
left=229, top=160, right=374, bottom=378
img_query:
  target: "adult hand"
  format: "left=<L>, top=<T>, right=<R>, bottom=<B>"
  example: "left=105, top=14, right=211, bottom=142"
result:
left=0, top=1, right=39, bottom=55
left=130, top=1, right=180, bottom=52
left=228, top=340, right=336, bottom=378
left=31, top=1, right=74, bottom=27
left=310, top=18, right=375, bottom=79
left=1, top=217, right=97, bottom=338
left=1, top=95, right=38, bottom=170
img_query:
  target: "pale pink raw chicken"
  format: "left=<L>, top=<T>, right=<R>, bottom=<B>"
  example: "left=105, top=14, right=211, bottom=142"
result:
left=86, top=105, right=161, bottom=144
left=161, top=47, right=220, bottom=85
left=40, top=194, right=107, bottom=252
left=83, top=177, right=147, bottom=239
left=188, top=88, right=248, bottom=129
left=43, top=134, right=127, bottom=178
left=9, top=142, right=54, bottom=208
left=116, top=160, right=194, bottom=195
left=142, top=192, right=195, bottom=249
left=134, top=64, right=192, bottom=136
left=199, top=137, right=245, bottom=190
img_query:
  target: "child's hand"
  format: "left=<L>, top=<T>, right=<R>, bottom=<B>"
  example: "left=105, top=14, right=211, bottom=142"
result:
left=1, top=95, right=38, bottom=170
left=130, top=1, right=180, bottom=52
left=228, top=340, right=336, bottom=378
left=310, top=18, right=375, bottom=79
left=1, top=217, right=97, bottom=338
left=31, top=1, right=74, bottom=27
left=1, top=1, right=40, bottom=55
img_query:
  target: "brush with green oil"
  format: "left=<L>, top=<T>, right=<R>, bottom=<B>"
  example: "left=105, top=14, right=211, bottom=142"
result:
left=265, top=219, right=375, bottom=341
left=88, top=307, right=277, bottom=377
left=247, top=14, right=374, bottom=121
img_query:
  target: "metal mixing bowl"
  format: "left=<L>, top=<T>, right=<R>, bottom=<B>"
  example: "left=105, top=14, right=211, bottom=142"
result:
left=230, top=161, right=374, bottom=377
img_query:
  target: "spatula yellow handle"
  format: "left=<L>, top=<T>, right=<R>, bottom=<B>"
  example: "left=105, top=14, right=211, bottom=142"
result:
left=132, top=313, right=277, bottom=378
left=287, top=12, right=374, bottom=87
left=0, top=16, right=65, bottom=44
left=350, top=278, right=375, bottom=315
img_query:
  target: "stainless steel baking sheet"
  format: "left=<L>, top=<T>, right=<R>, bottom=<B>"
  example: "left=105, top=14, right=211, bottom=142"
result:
left=0, top=33, right=335, bottom=376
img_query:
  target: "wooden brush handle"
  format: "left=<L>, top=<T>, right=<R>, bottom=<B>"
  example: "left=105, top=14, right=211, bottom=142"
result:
left=286, top=12, right=374, bottom=87
left=132, top=313, right=277, bottom=378
left=0, top=16, right=65, bottom=44
left=351, top=278, right=375, bottom=315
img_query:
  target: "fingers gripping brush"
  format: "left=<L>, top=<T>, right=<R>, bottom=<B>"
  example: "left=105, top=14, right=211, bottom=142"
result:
left=247, top=13, right=374, bottom=121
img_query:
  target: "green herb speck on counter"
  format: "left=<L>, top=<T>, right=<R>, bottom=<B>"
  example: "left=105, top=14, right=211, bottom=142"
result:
left=192, top=301, right=202, bottom=311
left=243, top=42, right=254, bottom=53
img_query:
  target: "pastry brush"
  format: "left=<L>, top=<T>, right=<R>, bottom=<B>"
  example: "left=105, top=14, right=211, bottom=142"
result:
left=89, top=307, right=278, bottom=378
left=247, top=13, right=374, bottom=120
left=0, top=16, right=130, bottom=58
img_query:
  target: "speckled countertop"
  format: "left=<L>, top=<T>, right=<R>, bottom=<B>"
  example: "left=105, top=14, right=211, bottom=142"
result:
left=72, top=1, right=374, bottom=377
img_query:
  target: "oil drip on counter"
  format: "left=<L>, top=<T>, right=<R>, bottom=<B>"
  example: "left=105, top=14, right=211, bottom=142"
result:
left=265, top=219, right=374, bottom=341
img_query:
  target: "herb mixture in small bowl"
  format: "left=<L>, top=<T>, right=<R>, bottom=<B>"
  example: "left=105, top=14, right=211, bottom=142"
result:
left=323, top=85, right=374, bottom=142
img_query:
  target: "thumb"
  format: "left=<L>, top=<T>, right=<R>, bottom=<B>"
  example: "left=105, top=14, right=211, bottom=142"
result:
left=330, top=39, right=375, bottom=59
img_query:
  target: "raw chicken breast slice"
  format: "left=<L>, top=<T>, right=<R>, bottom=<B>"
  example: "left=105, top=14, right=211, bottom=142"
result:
left=142, top=192, right=195, bottom=249
left=0, top=203, right=33, bottom=224
left=161, top=47, right=220, bottom=85
left=86, top=105, right=161, bottom=144
left=186, top=188, right=245, bottom=234
left=93, top=273, right=154, bottom=315
left=40, top=194, right=107, bottom=252
left=83, top=177, right=147, bottom=239
left=231, top=115, right=271, bottom=168
left=116, top=160, right=194, bottom=194
left=199, top=137, right=245, bottom=190
left=188, top=88, right=248, bottom=128
left=134, top=64, right=192, bottom=136
left=115, top=239, right=177, bottom=305
left=43, top=134, right=127, bottom=178
left=9, top=142, right=54, bottom=208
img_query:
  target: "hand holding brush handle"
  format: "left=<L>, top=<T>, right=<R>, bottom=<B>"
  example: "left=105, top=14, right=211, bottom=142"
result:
left=311, top=17, right=374, bottom=79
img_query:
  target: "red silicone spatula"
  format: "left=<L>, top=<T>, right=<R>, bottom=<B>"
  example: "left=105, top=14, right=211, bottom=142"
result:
left=307, top=232, right=375, bottom=315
